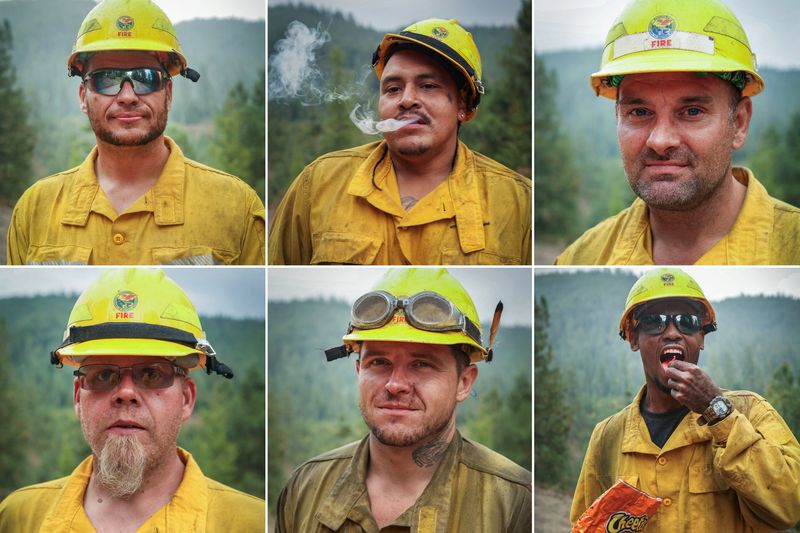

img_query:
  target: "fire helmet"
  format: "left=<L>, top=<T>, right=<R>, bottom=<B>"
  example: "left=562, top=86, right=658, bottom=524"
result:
left=67, top=0, right=197, bottom=81
left=373, top=18, right=484, bottom=122
left=619, top=268, right=716, bottom=341
left=591, top=0, right=764, bottom=99
left=52, top=268, right=232, bottom=378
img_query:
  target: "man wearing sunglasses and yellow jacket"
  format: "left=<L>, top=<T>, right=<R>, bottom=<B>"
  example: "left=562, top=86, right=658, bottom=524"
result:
left=6, top=0, right=265, bottom=265
left=570, top=268, right=800, bottom=532
left=276, top=268, right=531, bottom=532
left=0, top=269, right=265, bottom=532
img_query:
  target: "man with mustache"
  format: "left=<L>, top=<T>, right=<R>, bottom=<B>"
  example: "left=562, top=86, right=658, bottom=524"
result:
left=556, top=0, right=800, bottom=265
left=6, top=0, right=265, bottom=265
left=0, top=268, right=265, bottom=532
left=276, top=268, right=531, bottom=531
left=571, top=268, right=800, bottom=531
left=269, top=19, right=531, bottom=265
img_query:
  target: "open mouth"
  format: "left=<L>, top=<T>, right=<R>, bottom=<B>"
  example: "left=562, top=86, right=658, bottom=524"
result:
left=660, top=347, right=684, bottom=370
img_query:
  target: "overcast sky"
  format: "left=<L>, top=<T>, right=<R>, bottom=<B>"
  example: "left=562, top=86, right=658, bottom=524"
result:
left=535, top=0, right=800, bottom=69
left=269, top=0, right=524, bottom=30
left=268, top=267, right=532, bottom=327
left=536, top=267, right=800, bottom=302
left=0, top=268, right=264, bottom=319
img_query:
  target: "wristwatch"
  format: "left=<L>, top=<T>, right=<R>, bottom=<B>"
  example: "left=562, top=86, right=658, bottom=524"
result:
left=698, top=395, right=732, bottom=426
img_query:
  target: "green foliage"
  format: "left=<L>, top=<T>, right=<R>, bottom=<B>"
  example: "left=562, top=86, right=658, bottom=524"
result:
left=533, top=56, right=579, bottom=240
left=766, top=363, right=800, bottom=439
left=535, top=270, right=800, bottom=488
left=533, top=298, right=571, bottom=488
left=749, top=110, right=800, bottom=207
left=210, top=70, right=266, bottom=197
left=267, top=298, right=531, bottom=516
left=0, top=295, right=264, bottom=500
left=0, top=19, right=35, bottom=200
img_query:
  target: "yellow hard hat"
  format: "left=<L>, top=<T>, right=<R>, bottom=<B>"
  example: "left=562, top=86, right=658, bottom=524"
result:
left=52, top=269, right=233, bottom=378
left=326, top=268, right=501, bottom=363
left=67, top=0, right=193, bottom=79
left=372, top=18, right=484, bottom=122
left=619, top=268, right=716, bottom=341
left=591, top=0, right=764, bottom=99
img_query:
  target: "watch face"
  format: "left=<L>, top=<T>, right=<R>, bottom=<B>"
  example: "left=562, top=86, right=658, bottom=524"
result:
left=712, top=400, right=728, bottom=417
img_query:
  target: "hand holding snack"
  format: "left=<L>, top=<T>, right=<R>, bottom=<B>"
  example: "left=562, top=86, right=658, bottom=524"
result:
left=572, top=479, right=661, bottom=533
left=665, top=360, right=722, bottom=413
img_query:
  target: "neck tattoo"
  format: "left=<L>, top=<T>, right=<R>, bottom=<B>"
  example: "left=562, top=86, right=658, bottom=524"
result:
left=412, top=435, right=449, bottom=468
left=401, top=195, right=419, bottom=211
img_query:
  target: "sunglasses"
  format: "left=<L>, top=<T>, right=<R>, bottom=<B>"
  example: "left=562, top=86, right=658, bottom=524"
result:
left=636, top=314, right=704, bottom=336
left=350, top=290, right=482, bottom=345
left=83, top=68, right=168, bottom=96
left=73, top=362, right=186, bottom=391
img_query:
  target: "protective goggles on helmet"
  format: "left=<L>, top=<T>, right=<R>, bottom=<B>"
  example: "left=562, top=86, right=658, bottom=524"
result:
left=635, top=314, right=707, bottom=336
left=349, top=290, right=482, bottom=346
left=74, top=362, right=186, bottom=391
left=83, top=68, right=168, bottom=96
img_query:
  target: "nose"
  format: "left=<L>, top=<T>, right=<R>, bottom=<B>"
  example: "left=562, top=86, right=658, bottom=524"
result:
left=385, top=365, right=412, bottom=395
left=397, top=83, right=419, bottom=110
left=114, top=79, right=140, bottom=104
left=661, top=317, right=682, bottom=340
left=645, top=114, right=680, bottom=155
left=113, top=368, right=140, bottom=405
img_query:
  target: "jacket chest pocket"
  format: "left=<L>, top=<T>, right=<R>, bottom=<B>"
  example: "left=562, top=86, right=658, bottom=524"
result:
left=311, top=232, right=382, bottom=265
left=26, top=244, right=91, bottom=265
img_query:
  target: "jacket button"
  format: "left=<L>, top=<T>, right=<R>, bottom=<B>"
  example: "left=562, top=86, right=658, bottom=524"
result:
left=113, top=233, right=125, bottom=245
left=658, top=457, right=667, bottom=465
left=663, top=497, right=672, bottom=506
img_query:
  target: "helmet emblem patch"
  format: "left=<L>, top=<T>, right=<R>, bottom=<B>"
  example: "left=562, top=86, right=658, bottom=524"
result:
left=114, top=290, right=138, bottom=312
left=660, top=273, right=675, bottom=286
left=431, top=26, right=449, bottom=41
left=648, top=15, right=676, bottom=40
left=116, top=16, right=134, bottom=37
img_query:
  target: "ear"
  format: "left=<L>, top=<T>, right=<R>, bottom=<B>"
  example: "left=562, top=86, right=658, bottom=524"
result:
left=165, top=78, right=173, bottom=111
left=180, top=377, right=197, bottom=422
left=73, top=378, right=82, bottom=418
left=628, top=332, right=640, bottom=352
left=455, top=364, right=478, bottom=403
left=698, top=332, right=705, bottom=351
left=79, top=83, right=88, bottom=115
left=355, top=358, right=361, bottom=375
left=731, top=96, right=752, bottom=150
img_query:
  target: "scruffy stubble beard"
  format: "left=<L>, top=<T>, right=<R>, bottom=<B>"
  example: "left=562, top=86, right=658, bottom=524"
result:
left=86, top=92, right=169, bottom=147
left=96, top=435, right=147, bottom=499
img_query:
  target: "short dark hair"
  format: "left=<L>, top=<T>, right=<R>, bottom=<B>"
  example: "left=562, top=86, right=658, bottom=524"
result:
left=449, top=345, right=472, bottom=375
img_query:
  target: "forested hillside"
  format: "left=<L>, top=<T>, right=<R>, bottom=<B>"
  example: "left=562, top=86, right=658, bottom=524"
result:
left=534, top=270, right=800, bottom=491
left=268, top=298, right=532, bottom=516
left=0, top=294, right=265, bottom=500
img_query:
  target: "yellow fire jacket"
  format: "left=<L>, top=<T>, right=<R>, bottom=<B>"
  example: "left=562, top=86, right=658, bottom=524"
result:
left=7, top=137, right=265, bottom=265
left=268, top=141, right=531, bottom=265
left=556, top=168, right=800, bottom=265
left=570, top=387, right=800, bottom=532
left=0, top=447, right=265, bottom=532
left=276, top=431, right=532, bottom=532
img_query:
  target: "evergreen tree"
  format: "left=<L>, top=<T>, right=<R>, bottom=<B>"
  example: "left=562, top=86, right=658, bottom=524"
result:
left=534, top=56, right=580, bottom=240
left=534, top=297, right=571, bottom=487
left=766, top=363, right=800, bottom=440
left=0, top=319, right=29, bottom=499
left=0, top=20, right=35, bottom=201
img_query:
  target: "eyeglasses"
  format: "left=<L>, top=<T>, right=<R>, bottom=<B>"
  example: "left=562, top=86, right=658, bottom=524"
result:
left=83, top=68, right=168, bottom=96
left=73, top=362, right=186, bottom=391
left=636, top=314, right=704, bottom=336
left=350, top=290, right=482, bottom=345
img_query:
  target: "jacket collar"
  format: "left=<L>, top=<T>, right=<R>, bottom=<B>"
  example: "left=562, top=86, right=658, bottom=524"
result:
left=316, top=432, right=463, bottom=532
left=61, top=136, right=186, bottom=227
left=346, top=141, right=486, bottom=254
left=611, top=168, right=774, bottom=264
left=38, top=447, right=208, bottom=532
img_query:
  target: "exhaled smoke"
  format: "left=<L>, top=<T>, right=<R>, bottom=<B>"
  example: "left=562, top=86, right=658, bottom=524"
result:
left=269, top=21, right=399, bottom=135
left=349, top=104, right=417, bottom=134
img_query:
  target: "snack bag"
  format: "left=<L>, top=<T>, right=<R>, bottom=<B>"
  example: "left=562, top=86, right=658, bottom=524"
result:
left=572, top=479, right=662, bottom=532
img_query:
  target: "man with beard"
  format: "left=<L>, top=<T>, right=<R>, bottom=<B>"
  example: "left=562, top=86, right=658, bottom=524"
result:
left=556, top=0, right=800, bottom=265
left=0, top=268, right=265, bottom=532
left=571, top=268, right=800, bottom=531
left=6, top=0, right=265, bottom=265
left=275, top=268, right=531, bottom=532
left=268, top=19, right=531, bottom=265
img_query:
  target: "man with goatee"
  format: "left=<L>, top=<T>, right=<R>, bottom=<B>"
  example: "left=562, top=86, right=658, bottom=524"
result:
left=0, top=269, right=264, bottom=532
left=275, top=268, right=531, bottom=532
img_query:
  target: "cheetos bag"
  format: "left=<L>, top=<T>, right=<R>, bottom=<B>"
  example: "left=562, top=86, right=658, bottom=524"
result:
left=572, top=479, right=662, bottom=532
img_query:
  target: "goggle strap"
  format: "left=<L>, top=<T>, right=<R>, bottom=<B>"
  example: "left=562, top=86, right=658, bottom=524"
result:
left=703, top=322, right=717, bottom=334
left=205, top=356, right=234, bottom=379
left=325, top=345, right=350, bottom=362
